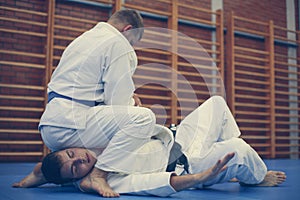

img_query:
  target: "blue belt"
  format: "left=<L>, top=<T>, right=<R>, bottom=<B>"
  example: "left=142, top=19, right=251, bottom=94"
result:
left=48, top=91, right=99, bottom=106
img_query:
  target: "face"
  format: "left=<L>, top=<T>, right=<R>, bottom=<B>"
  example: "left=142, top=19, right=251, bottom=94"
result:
left=58, top=148, right=97, bottom=180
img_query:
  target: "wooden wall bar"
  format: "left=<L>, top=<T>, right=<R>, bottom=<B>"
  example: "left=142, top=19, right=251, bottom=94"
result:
left=225, top=12, right=300, bottom=158
left=0, top=0, right=299, bottom=161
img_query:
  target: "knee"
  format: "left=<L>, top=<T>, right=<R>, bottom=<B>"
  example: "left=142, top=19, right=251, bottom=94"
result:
left=132, top=107, right=156, bottom=126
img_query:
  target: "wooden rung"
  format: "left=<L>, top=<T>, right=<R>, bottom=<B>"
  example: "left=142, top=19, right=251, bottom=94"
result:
left=177, top=2, right=217, bottom=15
left=233, top=15, right=268, bottom=26
left=234, top=26, right=268, bottom=37
left=143, top=29, right=171, bottom=38
left=177, top=97, right=203, bottom=103
left=275, top=113, right=299, bottom=118
left=276, top=121, right=300, bottom=125
left=0, top=152, right=43, bottom=156
left=240, top=127, right=270, bottom=131
left=235, top=102, right=270, bottom=108
left=0, top=17, right=47, bottom=27
left=275, top=53, right=300, bottom=61
left=240, top=135, right=270, bottom=139
left=53, top=45, right=67, bottom=50
left=275, top=61, right=300, bottom=68
left=275, top=76, right=299, bottom=82
left=177, top=88, right=212, bottom=96
left=275, top=151, right=300, bottom=155
left=234, top=46, right=269, bottom=55
left=177, top=106, right=197, bottom=112
left=155, top=114, right=171, bottom=119
left=0, top=6, right=47, bottom=16
left=276, top=98, right=299, bottom=103
left=274, top=24, right=300, bottom=33
left=135, top=85, right=170, bottom=91
left=136, top=48, right=171, bottom=55
left=276, top=144, right=300, bottom=147
left=235, top=86, right=269, bottom=93
left=0, top=49, right=46, bottom=58
left=178, top=52, right=219, bottom=61
left=143, top=104, right=171, bottom=110
left=178, top=14, right=215, bottom=26
left=133, top=75, right=170, bottom=82
left=276, top=136, right=300, bottom=140
left=140, top=38, right=171, bottom=47
left=55, top=14, right=97, bottom=24
left=54, top=24, right=86, bottom=33
left=178, top=35, right=219, bottom=46
left=177, top=43, right=215, bottom=53
left=276, top=128, right=299, bottom=133
left=235, top=70, right=268, bottom=78
left=137, top=65, right=171, bottom=73
left=54, top=35, right=76, bottom=41
left=275, top=82, right=298, bottom=89
left=235, top=78, right=268, bottom=85
left=123, top=3, right=171, bottom=16
left=0, top=141, right=43, bottom=145
left=139, top=94, right=170, bottom=100
left=154, top=0, right=171, bottom=3
left=235, top=61, right=267, bottom=70
left=0, top=61, right=45, bottom=69
left=0, top=28, right=46, bottom=37
left=178, top=62, right=219, bottom=70
left=248, top=143, right=271, bottom=147
left=0, top=106, right=43, bottom=112
left=274, top=35, right=299, bottom=44
left=0, top=95, right=44, bottom=101
left=0, top=83, right=44, bottom=90
left=275, top=90, right=300, bottom=97
left=235, top=53, right=268, bottom=62
left=0, top=129, right=39, bottom=134
left=237, top=118, right=270, bottom=123
left=0, top=117, right=40, bottom=123
left=235, top=110, right=269, bottom=116
left=235, top=94, right=269, bottom=101
left=93, top=0, right=113, bottom=3
left=138, top=56, right=171, bottom=64
left=177, top=79, right=221, bottom=87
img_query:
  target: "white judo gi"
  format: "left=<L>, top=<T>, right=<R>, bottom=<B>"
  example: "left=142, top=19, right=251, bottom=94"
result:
left=39, top=22, right=158, bottom=174
left=98, top=96, right=268, bottom=197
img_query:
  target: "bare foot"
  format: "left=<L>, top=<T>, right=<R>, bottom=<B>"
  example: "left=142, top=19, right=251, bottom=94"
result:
left=80, top=168, right=119, bottom=198
left=241, top=171, right=286, bottom=187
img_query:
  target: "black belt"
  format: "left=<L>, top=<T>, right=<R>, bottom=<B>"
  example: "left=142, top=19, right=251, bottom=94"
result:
left=166, top=141, right=189, bottom=173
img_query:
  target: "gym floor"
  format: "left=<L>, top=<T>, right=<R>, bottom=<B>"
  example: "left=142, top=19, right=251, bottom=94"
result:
left=1, top=159, right=299, bottom=200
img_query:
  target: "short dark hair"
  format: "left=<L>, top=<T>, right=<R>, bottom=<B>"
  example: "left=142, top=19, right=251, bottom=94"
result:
left=41, top=151, right=73, bottom=184
left=108, top=9, right=144, bottom=40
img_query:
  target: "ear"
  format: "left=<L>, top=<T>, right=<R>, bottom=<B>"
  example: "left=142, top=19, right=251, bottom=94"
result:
left=122, top=24, right=132, bottom=32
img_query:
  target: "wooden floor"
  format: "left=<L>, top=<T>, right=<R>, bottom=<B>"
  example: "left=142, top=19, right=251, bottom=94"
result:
left=1, top=159, right=299, bottom=200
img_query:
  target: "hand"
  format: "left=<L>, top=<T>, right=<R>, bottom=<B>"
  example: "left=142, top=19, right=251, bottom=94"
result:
left=12, top=162, right=48, bottom=188
left=199, top=152, right=235, bottom=183
left=133, top=93, right=142, bottom=106
left=79, top=168, right=119, bottom=198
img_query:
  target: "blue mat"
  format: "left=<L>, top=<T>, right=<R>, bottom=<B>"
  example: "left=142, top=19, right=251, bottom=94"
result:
left=1, top=159, right=299, bottom=200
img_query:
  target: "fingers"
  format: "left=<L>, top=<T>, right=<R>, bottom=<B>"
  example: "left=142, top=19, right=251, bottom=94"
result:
left=212, top=152, right=235, bottom=173
left=12, top=182, right=21, bottom=188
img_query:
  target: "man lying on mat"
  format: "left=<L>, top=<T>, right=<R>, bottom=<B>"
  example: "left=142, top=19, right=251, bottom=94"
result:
left=13, top=96, right=286, bottom=197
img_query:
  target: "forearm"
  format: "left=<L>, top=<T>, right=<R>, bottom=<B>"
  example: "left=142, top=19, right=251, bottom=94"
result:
left=170, top=173, right=202, bottom=191
left=12, top=162, right=48, bottom=188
